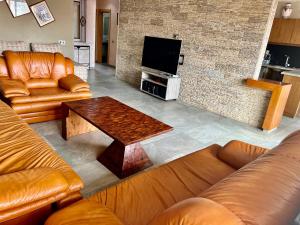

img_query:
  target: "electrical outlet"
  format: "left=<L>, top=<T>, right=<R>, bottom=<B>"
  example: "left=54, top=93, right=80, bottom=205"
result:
left=58, top=40, right=66, bottom=46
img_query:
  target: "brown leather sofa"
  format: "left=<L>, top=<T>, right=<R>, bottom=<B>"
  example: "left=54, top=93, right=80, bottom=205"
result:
left=45, top=131, right=300, bottom=225
left=0, top=100, right=84, bottom=225
left=0, top=51, right=91, bottom=123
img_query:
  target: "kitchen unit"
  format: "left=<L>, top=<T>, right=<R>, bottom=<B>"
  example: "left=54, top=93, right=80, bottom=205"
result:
left=260, top=64, right=296, bottom=81
left=282, top=70, right=300, bottom=118
left=269, top=18, right=300, bottom=46
left=246, top=79, right=291, bottom=132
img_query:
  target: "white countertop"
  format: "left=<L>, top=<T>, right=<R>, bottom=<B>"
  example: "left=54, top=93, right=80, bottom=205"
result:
left=281, top=70, right=300, bottom=78
left=262, top=64, right=297, bottom=71
left=74, top=42, right=91, bottom=47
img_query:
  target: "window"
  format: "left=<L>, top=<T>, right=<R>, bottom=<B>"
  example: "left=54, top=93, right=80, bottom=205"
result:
left=73, top=0, right=85, bottom=41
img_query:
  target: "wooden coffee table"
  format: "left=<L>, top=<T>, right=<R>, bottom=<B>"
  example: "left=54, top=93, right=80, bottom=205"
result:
left=62, top=97, right=173, bottom=178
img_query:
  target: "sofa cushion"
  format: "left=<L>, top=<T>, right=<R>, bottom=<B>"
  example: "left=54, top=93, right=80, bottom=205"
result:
left=3, top=51, right=30, bottom=82
left=52, top=53, right=67, bottom=80
left=59, top=75, right=90, bottom=93
left=88, top=145, right=236, bottom=225
left=0, top=56, right=8, bottom=77
left=217, top=140, right=269, bottom=169
left=148, top=198, right=244, bottom=225
left=0, top=168, right=68, bottom=212
left=10, top=87, right=91, bottom=104
left=26, top=79, right=58, bottom=89
left=3, top=51, right=68, bottom=81
left=31, top=43, right=62, bottom=53
left=45, top=200, right=124, bottom=225
left=0, top=77, right=30, bottom=98
left=0, top=41, right=30, bottom=56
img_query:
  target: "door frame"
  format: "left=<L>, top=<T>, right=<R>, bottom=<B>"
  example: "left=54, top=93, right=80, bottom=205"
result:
left=95, top=9, right=111, bottom=64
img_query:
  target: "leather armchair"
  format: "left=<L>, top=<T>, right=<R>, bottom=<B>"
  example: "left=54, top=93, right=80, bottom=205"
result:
left=0, top=51, right=92, bottom=123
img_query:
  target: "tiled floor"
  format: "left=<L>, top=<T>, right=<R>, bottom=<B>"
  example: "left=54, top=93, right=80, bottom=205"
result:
left=31, top=64, right=300, bottom=196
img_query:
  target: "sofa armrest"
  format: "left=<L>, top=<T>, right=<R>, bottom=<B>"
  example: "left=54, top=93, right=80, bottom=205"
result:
left=0, top=168, right=69, bottom=221
left=59, top=75, right=90, bottom=93
left=0, top=77, right=30, bottom=98
left=217, top=140, right=269, bottom=169
left=45, top=200, right=124, bottom=225
left=65, top=57, right=75, bottom=75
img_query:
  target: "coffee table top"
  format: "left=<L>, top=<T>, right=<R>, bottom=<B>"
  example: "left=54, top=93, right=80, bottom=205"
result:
left=63, top=97, right=173, bottom=145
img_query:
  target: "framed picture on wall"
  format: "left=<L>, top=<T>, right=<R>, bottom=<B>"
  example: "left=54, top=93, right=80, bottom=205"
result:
left=30, top=1, right=55, bottom=27
left=6, top=0, right=31, bottom=18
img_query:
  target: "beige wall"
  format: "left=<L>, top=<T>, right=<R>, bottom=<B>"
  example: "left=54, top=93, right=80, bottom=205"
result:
left=117, top=0, right=278, bottom=127
left=96, top=0, right=119, bottom=66
left=276, top=1, right=300, bottom=18
left=0, top=0, right=74, bottom=58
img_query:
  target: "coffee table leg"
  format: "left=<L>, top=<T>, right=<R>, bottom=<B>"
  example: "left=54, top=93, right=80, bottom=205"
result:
left=98, top=141, right=153, bottom=179
left=62, top=109, right=97, bottom=140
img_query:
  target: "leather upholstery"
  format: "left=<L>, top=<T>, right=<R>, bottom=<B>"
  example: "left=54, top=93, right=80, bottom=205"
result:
left=45, top=200, right=124, bottom=225
left=217, top=140, right=269, bottom=169
left=148, top=198, right=244, bottom=225
left=89, top=145, right=236, bottom=225
left=0, top=100, right=84, bottom=224
left=65, top=58, right=74, bottom=76
left=3, top=51, right=30, bottom=82
left=10, top=88, right=91, bottom=104
left=0, top=168, right=68, bottom=212
left=0, top=77, right=29, bottom=98
left=59, top=75, right=90, bottom=93
left=45, top=131, right=300, bottom=225
left=200, top=134, right=300, bottom=225
left=0, top=56, right=8, bottom=77
left=0, top=51, right=91, bottom=123
left=26, top=79, right=58, bottom=89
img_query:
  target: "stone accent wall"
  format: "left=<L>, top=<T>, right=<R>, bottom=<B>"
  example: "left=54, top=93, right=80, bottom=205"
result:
left=116, top=0, right=278, bottom=127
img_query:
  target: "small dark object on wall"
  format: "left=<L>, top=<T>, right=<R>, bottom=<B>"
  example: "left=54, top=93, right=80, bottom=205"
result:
left=80, top=16, right=86, bottom=27
left=179, top=54, right=185, bottom=65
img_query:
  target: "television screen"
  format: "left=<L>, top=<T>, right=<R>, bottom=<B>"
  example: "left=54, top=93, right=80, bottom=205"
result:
left=142, top=36, right=182, bottom=75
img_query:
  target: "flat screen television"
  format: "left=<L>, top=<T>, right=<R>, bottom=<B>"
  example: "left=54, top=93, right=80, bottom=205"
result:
left=142, top=36, right=182, bottom=75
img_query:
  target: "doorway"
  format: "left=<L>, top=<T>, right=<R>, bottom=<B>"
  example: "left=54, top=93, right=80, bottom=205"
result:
left=96, top=9, right=111, bottom=64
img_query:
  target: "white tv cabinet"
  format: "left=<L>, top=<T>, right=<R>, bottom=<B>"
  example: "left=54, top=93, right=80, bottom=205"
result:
left=140, top=68, right=181, bottom=101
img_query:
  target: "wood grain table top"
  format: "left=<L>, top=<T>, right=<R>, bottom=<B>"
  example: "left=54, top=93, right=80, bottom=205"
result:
left=63, top=97, right=173, bottom=145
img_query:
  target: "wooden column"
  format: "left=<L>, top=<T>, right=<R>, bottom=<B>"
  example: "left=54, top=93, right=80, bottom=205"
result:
left=246, top=79, right=292, bottom=132
left=283, top=75, right=300, bottom=118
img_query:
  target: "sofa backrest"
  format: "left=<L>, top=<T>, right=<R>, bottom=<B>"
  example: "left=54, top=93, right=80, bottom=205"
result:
left=0, top=56, right=8, bottom=77
left=148, top=131, right=300, bottom=225
left=2, top=51, right=74, bottom=83
left=0, top=41, right=30, bottom=56
left=197, top=130, right=300, bottom=225
left=31, top=43, right=62, bottom=53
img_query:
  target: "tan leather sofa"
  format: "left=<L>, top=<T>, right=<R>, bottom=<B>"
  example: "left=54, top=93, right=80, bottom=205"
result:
left=0, top=51, right=91, bottom=123
left=45, top=131, right=300, bottom=225
left=0, top=100, right=84, bottom=225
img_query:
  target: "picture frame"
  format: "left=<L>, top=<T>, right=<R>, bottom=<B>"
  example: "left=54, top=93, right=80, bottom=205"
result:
left=6, top=0, right=31, bottom=18
left=30, top=1, right=55, bottom=27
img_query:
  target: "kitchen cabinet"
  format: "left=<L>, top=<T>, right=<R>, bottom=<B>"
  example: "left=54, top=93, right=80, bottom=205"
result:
left=282, top=70, right=300, bottom=118
left=290, top=19, right=300, bottom=45
left=269, top=19, right=296, bottom=45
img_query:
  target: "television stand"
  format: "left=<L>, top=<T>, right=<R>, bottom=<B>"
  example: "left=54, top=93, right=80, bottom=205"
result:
left=140, top=69, right=181, bottom=101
